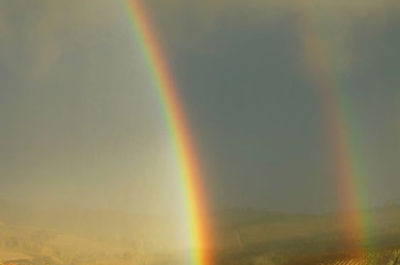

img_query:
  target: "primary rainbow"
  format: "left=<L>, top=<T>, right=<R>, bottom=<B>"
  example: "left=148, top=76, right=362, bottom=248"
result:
left=296, top=0, right=370, bottom=256
left=123, top=1, right=213, bottom=265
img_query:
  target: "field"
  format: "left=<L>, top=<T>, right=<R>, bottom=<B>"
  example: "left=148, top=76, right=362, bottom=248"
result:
left=213, top=207, right=400, bottom=265
left=2, top=202, right=400, bottom=265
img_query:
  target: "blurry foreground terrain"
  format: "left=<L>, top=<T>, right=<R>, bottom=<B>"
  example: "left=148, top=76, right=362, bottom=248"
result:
left=2, top=201, right=400, bottom=265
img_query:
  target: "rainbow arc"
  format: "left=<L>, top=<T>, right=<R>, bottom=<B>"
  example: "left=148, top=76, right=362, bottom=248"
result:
left=296, top=0, right=370, bottom=255
left=124, top=1, right=213, bottom=265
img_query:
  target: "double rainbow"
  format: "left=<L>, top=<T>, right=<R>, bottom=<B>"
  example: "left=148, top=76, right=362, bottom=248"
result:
left=124, top=1, right=212, bottom=265
left=123, top=0, right=369, bottom=262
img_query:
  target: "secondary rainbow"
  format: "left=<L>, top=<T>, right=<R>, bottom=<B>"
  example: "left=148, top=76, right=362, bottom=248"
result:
left=296, top=0, right=371, bottom=256
left=123, top=1, right=213, bottom=265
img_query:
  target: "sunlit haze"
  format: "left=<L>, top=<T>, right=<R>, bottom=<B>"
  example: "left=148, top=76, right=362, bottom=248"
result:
left=1, top=1, right=400, bottom=265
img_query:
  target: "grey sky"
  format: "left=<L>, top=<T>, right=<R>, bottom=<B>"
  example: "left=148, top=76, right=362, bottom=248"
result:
left=0, top=0, right=183, bottom=214
left=0, top=0, right=399, bottom=213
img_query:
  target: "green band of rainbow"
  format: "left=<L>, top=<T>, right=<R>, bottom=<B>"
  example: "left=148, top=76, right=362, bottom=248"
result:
left=123, top=1, right=213, bottom=265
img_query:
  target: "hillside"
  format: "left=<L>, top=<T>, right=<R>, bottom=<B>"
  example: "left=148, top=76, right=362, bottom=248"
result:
left=213, top=206, right=400, bottom=264
left=2, top=203, right=400, bottom=264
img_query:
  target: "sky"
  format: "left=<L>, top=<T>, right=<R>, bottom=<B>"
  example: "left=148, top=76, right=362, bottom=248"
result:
left=0, top=0, right=400, bottom=214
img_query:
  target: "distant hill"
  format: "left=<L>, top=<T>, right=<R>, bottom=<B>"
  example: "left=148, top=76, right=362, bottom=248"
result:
left=2, top=200, right=400, bottom=264
left=212, top=206, right=400, bottom=264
